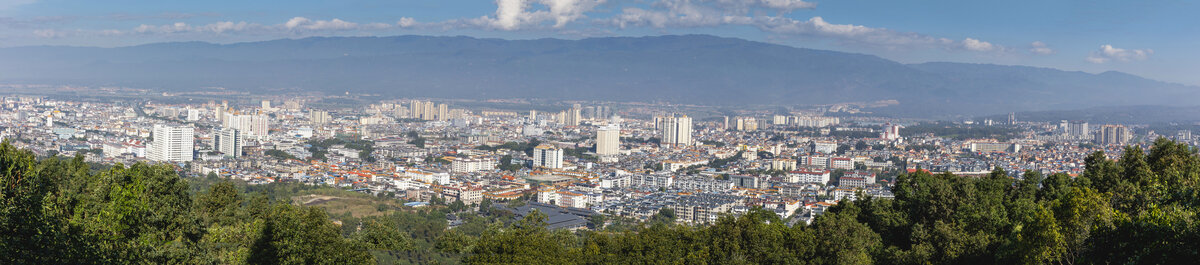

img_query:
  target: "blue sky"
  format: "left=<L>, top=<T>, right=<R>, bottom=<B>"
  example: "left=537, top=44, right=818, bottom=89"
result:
left=1, top=0, right=1196, bottom=85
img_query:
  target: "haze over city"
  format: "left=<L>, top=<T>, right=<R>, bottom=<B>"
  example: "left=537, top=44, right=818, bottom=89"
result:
left=2, top=1, right=1200, bottom=265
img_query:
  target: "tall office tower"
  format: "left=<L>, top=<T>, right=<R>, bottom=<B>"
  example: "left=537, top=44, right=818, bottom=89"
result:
left=310, top=110, right=331, bottom=125
left=437, top=103, right=449, bottom=121
left=422, top=101, right=436, bottom=121
left=1098, top=125, right=1130, bottom=145
left=723, top=116, right=730, bottom=130
left=533, top=144, right=564, bottom=169
left=213, top=127, right=243, bottom=158
left=147, top=124, right=194, bottom=162
left=661, top=115, right=693, bottom=147
left=261, top=100, right=271, bottom=110
left=596, top=124, right=621, bottom=156
left=1069, top=121, right=1090, bottom=137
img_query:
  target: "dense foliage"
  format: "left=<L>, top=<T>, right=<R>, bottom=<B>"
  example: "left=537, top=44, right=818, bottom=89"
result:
left=0, top=142, right=385, bottom=264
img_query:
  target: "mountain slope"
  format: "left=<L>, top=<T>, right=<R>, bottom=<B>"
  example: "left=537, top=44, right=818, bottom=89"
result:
left=0, top=35, right=1194, bottom=116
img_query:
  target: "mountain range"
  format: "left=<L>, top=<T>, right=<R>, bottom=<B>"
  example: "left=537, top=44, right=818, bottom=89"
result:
left=0, top=34, right=1195, bottom=117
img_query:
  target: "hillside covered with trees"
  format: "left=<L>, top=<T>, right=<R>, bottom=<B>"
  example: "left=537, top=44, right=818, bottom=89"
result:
left=3, top=139, right=1200, bottom=264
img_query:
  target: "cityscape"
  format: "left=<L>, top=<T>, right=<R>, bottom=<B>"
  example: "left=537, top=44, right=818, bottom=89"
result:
left=3, top=1, right=1200, bottom=264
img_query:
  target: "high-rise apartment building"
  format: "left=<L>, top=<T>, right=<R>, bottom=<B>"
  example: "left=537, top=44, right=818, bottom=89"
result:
left=310, top=110, right=331, bottom=125
left=533, top=144, right=564, bottom=169
left=661, top=115, right=693, bottom=147
left=735, top=117, right=757, bottom=131
left=213, top=127, right=243, bottom=158
left=1098, top=125, right=1130, bottom=145
left=223, top=113, right=270, bottom=140
left=437, top=103, right=449, bottom=121
left=596, top=124, right=620, bottom=156
left=1069, top=121, right=1089, bottom=137
left=148, top=124, right=194, bottom=162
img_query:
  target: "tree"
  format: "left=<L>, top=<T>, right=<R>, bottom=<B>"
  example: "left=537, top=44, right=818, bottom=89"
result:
left=196, top=181, right=243, bottom=226
left=449, top=200, right=467, bottom=212
left=247, top=205, right=374, bottom=264
left=354, top=219, right=415, bottom=252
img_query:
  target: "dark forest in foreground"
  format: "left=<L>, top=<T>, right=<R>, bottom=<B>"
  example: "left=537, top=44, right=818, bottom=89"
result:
left=3, top=139, right=1200, bottom=264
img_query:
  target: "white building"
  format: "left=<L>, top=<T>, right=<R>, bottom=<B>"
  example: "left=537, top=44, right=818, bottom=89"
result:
left=660, top=115, right=693, bottom=147
left=596, top=124, right=621, bottom=156
left=223, top=113, right=271, bottom=140
left=451, top=157, right=498, bottom=173
left=533, top=144, right=564, bottom=169
left=147, top=124, right=194, bottom=162
left=787, top=168, right=831, bottom=184
left=813, top=141, right=837, bottom=154
left=881, top=123, right=902, bottom=141
left=213, top=127, right=243, bottom=158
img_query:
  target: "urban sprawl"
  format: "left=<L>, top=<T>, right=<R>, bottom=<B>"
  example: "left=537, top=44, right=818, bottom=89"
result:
left=2, top=95, right=1162, bottom=230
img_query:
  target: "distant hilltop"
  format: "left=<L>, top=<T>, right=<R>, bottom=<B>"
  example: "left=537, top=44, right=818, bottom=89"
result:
left=1, top=34, right=1196, bottom=117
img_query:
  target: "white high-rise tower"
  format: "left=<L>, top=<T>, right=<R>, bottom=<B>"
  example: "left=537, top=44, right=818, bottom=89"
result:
left=661, top=115, right=693, bottom=147
left=214, top=127, right=243, bottom=158
left=148, top=124, right=194, bottom=162
left=596, top=124, right=620, bottom=156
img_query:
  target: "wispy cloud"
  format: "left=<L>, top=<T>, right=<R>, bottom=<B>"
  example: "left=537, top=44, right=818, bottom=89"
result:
left=605, top=0, right=1003, bottom=52
left=36, top=16, right=422, bottom=38
left=1086, top=44, right=1152, bottom=64
left=1029, top=41, right=1053, bottom=55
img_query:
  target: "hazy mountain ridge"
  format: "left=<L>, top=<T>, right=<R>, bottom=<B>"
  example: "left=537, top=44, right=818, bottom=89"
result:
left=0, top=34, right=1195, bottom=117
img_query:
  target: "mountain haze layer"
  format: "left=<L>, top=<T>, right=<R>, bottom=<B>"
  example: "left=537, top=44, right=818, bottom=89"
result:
left=0, top=35, right=1194, bottom=116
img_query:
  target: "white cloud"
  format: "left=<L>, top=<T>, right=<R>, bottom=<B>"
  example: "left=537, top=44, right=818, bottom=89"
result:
left=134, top=22, right=192, bottom=34
left=1086, top=44, right=1152, bottom=64
left=397, top=17, right=418, bottom=28
left=284, top=17, right=363, bottom=31
left=758, top=0, right=817, bottom=11
left=1029, top=41, right=1053, bottom=55
left=471, top=0, right=605, bottom=30
left=606, top=1, right=1002, bottom=53
left=962, top=38, right=995, bottom=52
left=32, top=28, right=65, bottom=38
